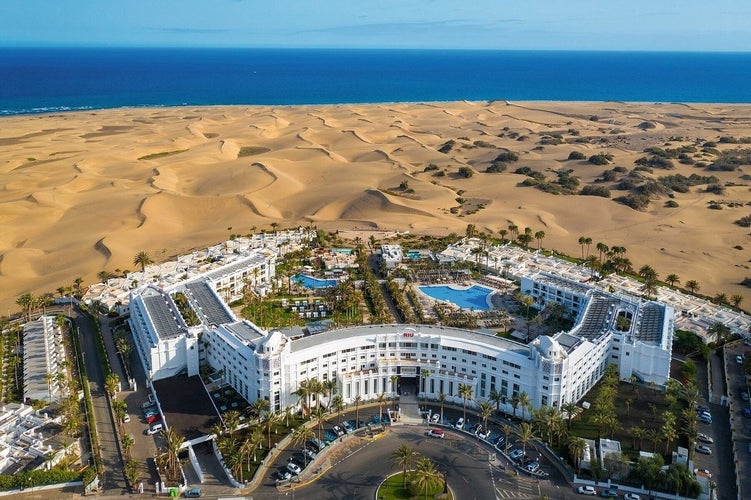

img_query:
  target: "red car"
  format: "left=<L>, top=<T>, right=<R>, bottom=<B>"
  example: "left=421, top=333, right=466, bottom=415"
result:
left=146, top=414, right=161, bottom=424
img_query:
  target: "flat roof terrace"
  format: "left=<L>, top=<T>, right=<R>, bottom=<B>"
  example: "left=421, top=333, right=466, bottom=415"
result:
left=185, top=281, right=234, bottom=326
left=153, top=375, right=219, bottom=441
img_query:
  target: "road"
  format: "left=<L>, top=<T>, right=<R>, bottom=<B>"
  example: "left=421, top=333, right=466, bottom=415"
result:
left=252, top=426, right=501, bottom=500
left=71, top=307, right=127, bottom=493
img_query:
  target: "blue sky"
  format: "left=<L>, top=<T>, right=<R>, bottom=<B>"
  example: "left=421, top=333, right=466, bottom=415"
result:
left=1, top=0, right=750, bottom=51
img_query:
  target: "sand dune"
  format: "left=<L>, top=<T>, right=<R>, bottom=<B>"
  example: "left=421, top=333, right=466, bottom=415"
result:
left=1, top=101, right=751, bottom=314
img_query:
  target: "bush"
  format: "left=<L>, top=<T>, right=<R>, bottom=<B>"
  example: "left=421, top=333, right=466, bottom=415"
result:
left=438, top=140, right=456, bottom=154
left=580, top=185, right=611, bottom=197
left=494, top=150, right=519, bottom=162
left=665, top=200, right=679, bottom=208
left=568, top=151, right=586, bottom=160
left=423, top=163, right=439, bottom=172
left=588, top=153, right=613, bottom=165
left=458, top=166, right=474, bottom=178
left=485, top=162, right=507, bottom=173
left=614, top=193, right=651, bottom=210
left=601, top=169, right=618, bottom=182
left=736, top=215, right=751, bottom=227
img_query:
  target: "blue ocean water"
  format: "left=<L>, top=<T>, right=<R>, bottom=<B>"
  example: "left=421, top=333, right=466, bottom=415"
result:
left=1, top=47, right=751, bottom=115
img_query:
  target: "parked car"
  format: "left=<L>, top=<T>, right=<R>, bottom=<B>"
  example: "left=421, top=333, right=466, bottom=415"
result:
left=454, top=417, right=464, bottom=429
left=183, top=487, right=202, bottom=498
left=303, top=447, right=317, bottom=460
left=342, top=421, right=354, bottom=433
left=144, top=409, right=159, bottom=418
left=509, top=449, right=525, bottom=461
left=742, top=392, right=749, bottom=402
left=276, top=470, right=292, bottom=481
left=427, top=429, right=445, bottom=439
left=600, top=488, right=618, bottom=497
left=494, top=435, right=505, bottom=447
left=286, top=461, right=302, bottom=475
left=577, top=485, right=597, bottom=495
left=736, top=355, right=744, bottom=364
left=146, top=423, right=163, bottom=435
left=141, top=401, right=156, bottom=410
left=431, top=413, right=440, bottom=423
left=122, top=414, right=130, bottom=423
left=307, top=438, right=326, bottom=452
left=697, top=414, right=712, bottom=424
left=696, top=405, right=710, bottom=413
left=623, top=494, right=641, bottom=500
left=477, top=428, right=491, bottom=439
left=525, top=461, right=540, bottom=472
left=697, top=433, right=714, bottom=444
left=695, top=444, right=712, bottom=455
left=332, top=425, right=344, bottom=436
left=146, top=414, right=161, bottom=424
left=693, top=468, right=712, bottom=478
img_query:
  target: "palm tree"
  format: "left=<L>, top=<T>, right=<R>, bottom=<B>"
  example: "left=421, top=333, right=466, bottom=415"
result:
left=488, top=389, right=502, bottom=413
left=16, top=292, right=35, bottom=321
left=390, top=374, right=399, bottom=400
left=291, top=425, right=315, bottom=466
left=478, top=401, right=493, bottom=433
left=458, top=383, right=473, bottom=424
left=517, top=391, right=530, bottom=421
left=533, top=231, right=545, bottom=250
left=561, top=401, right=582, bottom=428
left=708, top=321, right=730, bottom=344
left=501, top=424, right=512, bottom=455
left=518, top=422, right=534, bottom=459
left=665, top=273, right=680, bottom=287
left=121, top=433, right=135, bottom=458
left=412, top=457, right=442, bottom=500
left=263, top=410, right=280, bottom=449
left=731, top=294, right=744, bottom=309
left=238, top=436, right=255, bottom=472
left=161, top=427, right=184, bottom=478
left=104, top=372, right=120, bottom=399
left=585, top=254, right=600, bottom=277
left=578, top=236, right=589, bottom=259
left=132, top=251, right=153, bottom=273
left=713, top=293, right=728, bottom=306
left=312, top=406, right=327, bottom=442
left=332, top=395, right=344, bottom=425
left=293, top=379, right=311, bottom=416
left=323, top=378, right=338, bottom=408
left=391, top=444, right=419, bottom=488
left=420, top=369, right=431, bottom=396
left=223, top=409, right=241, bottom=436
left=510, top=393, right=520, bottom=419
left=248, top=427, right=264, bottom=462
left=354, top=395, right=362, bottom=428
left=438, top=392, right=446, bottom=423
left=377, top=392, right=387, bottom=424
left=596, top=242, right=609, bottom=262
left=685, top=279, right=700, bottom=294
left=568, top=436, right=586, bottom=474
left=44, top=372, right=54, bottom=401
left=222, top=444, right=244, bottom=484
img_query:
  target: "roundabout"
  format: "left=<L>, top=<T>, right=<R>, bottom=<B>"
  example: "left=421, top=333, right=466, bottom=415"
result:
left=250, top=425, right=522, bottom=500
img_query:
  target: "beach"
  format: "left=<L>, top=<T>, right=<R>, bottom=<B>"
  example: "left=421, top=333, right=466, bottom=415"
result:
left=1, top=101, right=750, bottom=314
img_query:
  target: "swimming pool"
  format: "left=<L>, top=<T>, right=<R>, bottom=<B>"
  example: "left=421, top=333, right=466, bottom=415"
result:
left=293, top=274, right=339, bottom=289
left=418, top=284, right=493, bottom=311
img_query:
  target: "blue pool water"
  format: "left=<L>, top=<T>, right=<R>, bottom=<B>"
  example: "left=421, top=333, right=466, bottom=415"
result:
left=293, top=274, right=338, bottom=289
left=419, top=284, right=493, bottom=311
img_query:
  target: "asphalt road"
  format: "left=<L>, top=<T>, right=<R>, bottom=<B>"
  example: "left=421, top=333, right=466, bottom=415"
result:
left=250, top=425, right=543, bottom=500
left=71, top=307, right=127, bottom=493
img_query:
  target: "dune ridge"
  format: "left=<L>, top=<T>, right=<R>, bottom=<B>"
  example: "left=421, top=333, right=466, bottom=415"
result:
left=1, top=101, right=751, bottom=314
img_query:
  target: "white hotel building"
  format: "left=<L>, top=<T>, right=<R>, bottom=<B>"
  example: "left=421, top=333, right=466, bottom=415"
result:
left=129, top=259, right=673, bottom=416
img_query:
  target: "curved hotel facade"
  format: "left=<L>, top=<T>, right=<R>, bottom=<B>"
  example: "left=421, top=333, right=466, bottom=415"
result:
left=128, top=256, right=673, bottom=416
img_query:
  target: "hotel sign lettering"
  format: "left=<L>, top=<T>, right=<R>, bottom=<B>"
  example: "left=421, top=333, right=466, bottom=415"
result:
left=402, top=332, right=415, bottom=338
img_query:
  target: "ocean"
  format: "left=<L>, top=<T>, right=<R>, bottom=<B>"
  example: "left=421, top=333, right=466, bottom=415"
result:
left=2, top=47, right=751, bottom=115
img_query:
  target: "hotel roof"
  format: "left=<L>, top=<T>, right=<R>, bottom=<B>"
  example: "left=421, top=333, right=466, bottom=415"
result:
left=289, top=323, right=527, bottom=355
left=142, top=289, right=185, bottom=340
left=185, top=281, right=234, bottom=326
left=635, top=302, right=666, bottom=345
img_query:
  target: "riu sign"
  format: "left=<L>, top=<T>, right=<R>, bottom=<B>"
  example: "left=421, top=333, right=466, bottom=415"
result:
left=403, top=332, right=415, bottom=337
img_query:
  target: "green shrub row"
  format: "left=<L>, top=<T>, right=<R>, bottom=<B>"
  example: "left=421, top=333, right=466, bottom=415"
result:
left=0, top=469, right=82, bottom=490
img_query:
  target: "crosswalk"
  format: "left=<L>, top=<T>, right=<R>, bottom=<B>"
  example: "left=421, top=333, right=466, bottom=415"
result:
left=494, top=472, right=539, bottom=499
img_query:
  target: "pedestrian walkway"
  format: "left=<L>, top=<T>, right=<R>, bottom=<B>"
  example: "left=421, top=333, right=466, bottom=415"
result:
left=392, top=393, right=425, bottom=425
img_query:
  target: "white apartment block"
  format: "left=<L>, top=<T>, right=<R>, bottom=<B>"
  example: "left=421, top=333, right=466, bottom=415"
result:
left=129, top=254, right=673, bottom=416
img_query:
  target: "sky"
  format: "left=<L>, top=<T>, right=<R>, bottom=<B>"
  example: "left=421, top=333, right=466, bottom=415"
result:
left=1, top=0, right=750, bottom=52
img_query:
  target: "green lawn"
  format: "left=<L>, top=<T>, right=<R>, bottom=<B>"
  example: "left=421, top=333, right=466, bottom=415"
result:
left=377, top=473, right=452, bottom=500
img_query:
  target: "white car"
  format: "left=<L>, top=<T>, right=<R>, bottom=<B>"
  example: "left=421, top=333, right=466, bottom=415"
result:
left=694, top=468, right=712, bottom=478
left=695, top=444, right=712, bottom=455
left=286, top=461, right=302, bottom=475
left=454, top=417, right=464, bottom=429
left=697, top=433, right=714, bottom=444
left=623, top=494, right=641, bottom=500
left=146, top=423, right=163, bottom=435
left=577, top=485, right=597, bottom=495
left=427, top=429, right=445, bottom=439
left=736, top=355, right=744, bottom=364
left=431, top=413, right=440, bottom=423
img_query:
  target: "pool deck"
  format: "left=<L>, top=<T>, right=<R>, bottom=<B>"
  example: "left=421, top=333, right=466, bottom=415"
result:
left=418, top=283, right=495, bottom=311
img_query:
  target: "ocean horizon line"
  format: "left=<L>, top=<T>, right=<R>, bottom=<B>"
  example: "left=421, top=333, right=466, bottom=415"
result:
left=3, top=48, right=750, bottom=115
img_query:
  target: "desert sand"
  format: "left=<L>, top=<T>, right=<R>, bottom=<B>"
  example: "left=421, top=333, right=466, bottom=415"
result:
left=1, top=101, right=750, bottom=315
